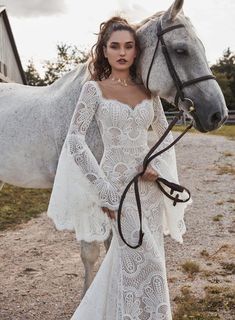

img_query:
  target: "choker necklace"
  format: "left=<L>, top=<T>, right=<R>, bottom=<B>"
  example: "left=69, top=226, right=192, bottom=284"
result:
left=110, top=76, right=131, bottom=87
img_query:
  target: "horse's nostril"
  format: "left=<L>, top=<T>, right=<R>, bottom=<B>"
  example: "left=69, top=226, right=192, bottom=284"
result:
left=211, top=112, right=222, bottom=124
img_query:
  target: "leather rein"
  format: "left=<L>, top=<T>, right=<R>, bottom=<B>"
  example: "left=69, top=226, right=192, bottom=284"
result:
left=117, top=18, right=217, bottom=249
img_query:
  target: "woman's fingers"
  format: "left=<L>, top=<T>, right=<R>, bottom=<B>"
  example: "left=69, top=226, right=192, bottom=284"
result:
left=101, top=207, right=116, bottom=220
left=109, top=210, right=116, bottom=220
left=101, top=165, right=160, bottom=220
left=141, top=166, right=159, bottom=181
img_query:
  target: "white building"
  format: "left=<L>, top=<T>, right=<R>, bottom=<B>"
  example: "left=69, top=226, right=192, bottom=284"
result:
left=0, top=5, right=26, bottom=84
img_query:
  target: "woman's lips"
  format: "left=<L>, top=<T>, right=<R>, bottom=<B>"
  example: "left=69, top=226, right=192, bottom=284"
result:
left=117, top=59, right=127, bottom=64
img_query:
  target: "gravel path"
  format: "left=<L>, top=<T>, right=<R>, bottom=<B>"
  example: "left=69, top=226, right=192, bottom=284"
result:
left=0, top=132, right=234, bottom=319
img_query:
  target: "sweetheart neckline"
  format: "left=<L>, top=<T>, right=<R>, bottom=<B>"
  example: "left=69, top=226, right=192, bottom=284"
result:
left=91, top=80, right=153, bottom=111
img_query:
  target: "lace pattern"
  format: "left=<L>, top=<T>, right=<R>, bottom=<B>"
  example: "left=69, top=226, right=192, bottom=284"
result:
left=67, top=82, right=120, bottom=211
left=71, top=189, right=173, bottom=319
left=151, top=95, right=175, bottom=164
left=48, top=80, right=192, bottom=242
left=47, top=80, right=193, bottom=319
left=149, top=95, right=192, bottom=240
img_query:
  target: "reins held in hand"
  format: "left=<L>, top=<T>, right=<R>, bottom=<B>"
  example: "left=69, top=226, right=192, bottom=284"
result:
left=116, top=16, right=217, bottom=249
left=117, top=109, right=193, bottom=249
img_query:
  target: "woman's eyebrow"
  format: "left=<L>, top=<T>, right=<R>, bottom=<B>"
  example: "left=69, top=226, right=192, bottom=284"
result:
left=110, top=41, right=134, bottom=44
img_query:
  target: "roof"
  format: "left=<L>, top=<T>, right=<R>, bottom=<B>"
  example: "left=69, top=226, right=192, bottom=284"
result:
left=0, top=5, right=27, bottom=84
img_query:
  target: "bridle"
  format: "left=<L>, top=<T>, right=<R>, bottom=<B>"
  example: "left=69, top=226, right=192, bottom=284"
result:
left=146, top=17, right=216, bottom=109
left=117, top=17, right=217, bottom=249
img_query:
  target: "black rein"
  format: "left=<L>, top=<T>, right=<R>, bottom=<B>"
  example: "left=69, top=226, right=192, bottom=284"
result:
left=116, top=17, right=217, bottom=249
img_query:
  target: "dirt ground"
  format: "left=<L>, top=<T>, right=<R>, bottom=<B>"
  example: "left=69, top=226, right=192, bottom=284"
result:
left=0, top=132, right=234, bottom=320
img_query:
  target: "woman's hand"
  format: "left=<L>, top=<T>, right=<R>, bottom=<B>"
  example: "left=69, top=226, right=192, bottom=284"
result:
left=101, top=166, right=160, bottom=219
left=101, top=207, right=116, bottom=220
left=138, top=165, right=160, bottom=181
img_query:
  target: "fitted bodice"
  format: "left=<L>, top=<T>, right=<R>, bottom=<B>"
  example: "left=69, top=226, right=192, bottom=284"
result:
left=91, top=81, right=155, bottom=189
left=97, top=101, right=152, bottom=149
left=94, top=82, right=153, bottom=150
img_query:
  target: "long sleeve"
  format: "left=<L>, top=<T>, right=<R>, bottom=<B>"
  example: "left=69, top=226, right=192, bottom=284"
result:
left=150, top=95, right=179, bottom=183
left=149, top=95, right=193, bottom=243
left=66, top=81, right=120, bottom=211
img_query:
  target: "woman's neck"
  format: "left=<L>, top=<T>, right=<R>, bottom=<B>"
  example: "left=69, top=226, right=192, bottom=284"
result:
left=109, top=70, right=130, bottom=80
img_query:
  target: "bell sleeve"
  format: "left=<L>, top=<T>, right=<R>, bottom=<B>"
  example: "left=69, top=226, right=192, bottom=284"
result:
left=47, top=81, right=120, bottom=242
left=66, top=81, right=120, bottom=211
left=149, top=95, right=193, bottom=243
left=150, top=95, right=178, bottom=181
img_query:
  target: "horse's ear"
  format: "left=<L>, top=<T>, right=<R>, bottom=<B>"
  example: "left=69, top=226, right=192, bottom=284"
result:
left=163, top=0, right=184, bottom=22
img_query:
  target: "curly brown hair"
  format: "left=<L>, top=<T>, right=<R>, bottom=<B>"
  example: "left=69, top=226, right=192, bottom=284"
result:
left=88, top=16, right=141, bottom=82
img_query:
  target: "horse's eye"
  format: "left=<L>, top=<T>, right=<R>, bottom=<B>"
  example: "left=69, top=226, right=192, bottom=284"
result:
left=175, top=48, right=187, bottom=55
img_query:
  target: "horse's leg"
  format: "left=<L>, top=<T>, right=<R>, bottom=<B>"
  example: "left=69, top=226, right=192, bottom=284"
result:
left=0, top=181, right=4, bottom=191
left=80, top=240, right=100, bottom=298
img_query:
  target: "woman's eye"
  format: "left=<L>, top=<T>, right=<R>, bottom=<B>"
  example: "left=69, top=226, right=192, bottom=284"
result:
left=109, top=45, right=133, bottom=49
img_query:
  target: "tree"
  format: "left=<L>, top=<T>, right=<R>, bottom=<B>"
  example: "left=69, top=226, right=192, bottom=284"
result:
left=24, top=59, right=45, bottom=86
left=211, top=47, right=235, bottom=110
left=24, top=43, right=89, bottom=86
left=42, top=43, right=89, bottom=85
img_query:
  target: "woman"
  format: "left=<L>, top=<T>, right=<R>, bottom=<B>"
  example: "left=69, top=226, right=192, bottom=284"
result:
left=47, top=16, right=191, bottom=320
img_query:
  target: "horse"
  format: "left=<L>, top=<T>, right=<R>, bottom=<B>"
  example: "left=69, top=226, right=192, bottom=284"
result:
left=0, top=0, right=228, bottom=297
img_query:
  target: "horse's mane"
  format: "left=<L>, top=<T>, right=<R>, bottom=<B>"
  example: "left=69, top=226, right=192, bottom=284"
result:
left=134, top=11, right=165, bottom=30
left=135, top=10, right=197, bottom=37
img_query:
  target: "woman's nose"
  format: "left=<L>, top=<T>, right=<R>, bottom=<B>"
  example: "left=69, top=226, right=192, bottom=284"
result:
left=119, top=48, right=126, bottom=55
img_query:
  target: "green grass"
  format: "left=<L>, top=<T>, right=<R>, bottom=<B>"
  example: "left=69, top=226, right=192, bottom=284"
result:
left=173, top=285, right=235, bottom=320
left=220, top=262, right=235, bottom=275
left=0, top=183, right=51, bottom=231
left=216, top=165, right=235, bottom=175
left=213, top=214, right=224, bottom=222
left=172, top=124, right=235, bottom=139
left=200, top=249, right=210, bottom=257
left=171, top=125, right=198, bottom=134
left=181, top=260, right=200, bottom=276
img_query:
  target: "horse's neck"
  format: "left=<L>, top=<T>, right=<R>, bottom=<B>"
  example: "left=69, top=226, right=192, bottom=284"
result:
left=50, top=62, right=90, bottom=99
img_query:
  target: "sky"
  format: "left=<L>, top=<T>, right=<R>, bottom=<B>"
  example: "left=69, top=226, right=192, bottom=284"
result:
left=1, top=0, right=235, bottom=76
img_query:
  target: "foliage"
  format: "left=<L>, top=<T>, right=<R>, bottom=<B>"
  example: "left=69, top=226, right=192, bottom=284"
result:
left=24, top=59, right=45, bottom=86
left=181, top=260, right=200, bottom=276
left=211, top=48, right=235, bottom=110
left=173, top=285, right=235, bottom=320
left=25, top=43, right=89, bottom=86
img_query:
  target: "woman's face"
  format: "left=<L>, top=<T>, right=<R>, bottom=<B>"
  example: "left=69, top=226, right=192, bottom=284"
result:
left=103, top=30, right=137, bottom=72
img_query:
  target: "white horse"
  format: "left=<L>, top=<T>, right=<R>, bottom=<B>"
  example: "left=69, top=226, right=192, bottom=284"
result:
left=0, top=0, right=228, bottom=297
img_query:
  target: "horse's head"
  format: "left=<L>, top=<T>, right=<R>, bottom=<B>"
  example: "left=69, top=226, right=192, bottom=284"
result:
left=136, top=0, right=228, bottom=132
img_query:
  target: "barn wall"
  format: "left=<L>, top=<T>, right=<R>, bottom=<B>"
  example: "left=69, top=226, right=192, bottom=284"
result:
left=0, top=14, right=24, bottom=83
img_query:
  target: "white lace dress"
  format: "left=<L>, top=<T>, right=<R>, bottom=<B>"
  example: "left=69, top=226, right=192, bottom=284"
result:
left=47, top=80, right=192, bottom=320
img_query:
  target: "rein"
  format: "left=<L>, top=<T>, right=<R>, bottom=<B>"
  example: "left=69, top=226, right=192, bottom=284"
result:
left=117, top=110, right=192, bottom=249
left=116, top=17, right=217, bottom=249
